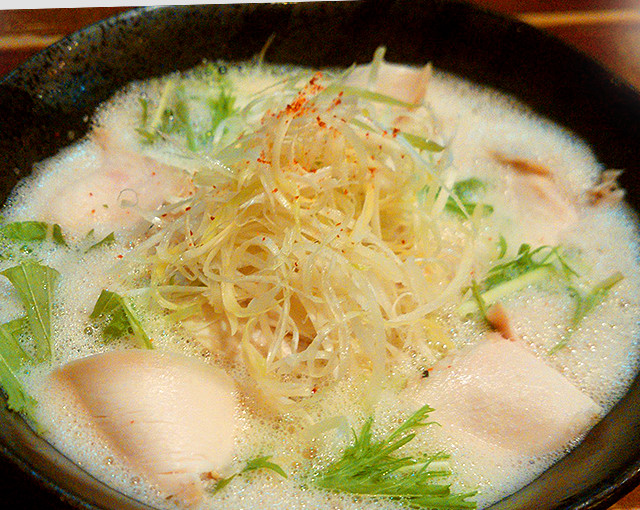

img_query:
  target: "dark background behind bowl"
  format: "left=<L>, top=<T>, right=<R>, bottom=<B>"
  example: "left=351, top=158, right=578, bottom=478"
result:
left=1, top=1, right=640, bottom=509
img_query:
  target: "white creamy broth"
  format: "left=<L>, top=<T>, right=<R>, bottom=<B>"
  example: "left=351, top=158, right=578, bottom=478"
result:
left=0, top=53, right=639, bottom=510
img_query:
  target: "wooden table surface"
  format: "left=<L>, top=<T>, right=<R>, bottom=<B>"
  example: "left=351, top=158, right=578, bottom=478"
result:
left=0, top=1, right=639, bottom=509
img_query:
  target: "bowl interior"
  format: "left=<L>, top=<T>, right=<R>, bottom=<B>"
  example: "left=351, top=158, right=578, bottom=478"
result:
left=1, top=1, right=640, bottom=509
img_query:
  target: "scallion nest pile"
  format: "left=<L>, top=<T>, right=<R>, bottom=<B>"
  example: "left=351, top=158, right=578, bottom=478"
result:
left=132, top=52, right=478, bottom=409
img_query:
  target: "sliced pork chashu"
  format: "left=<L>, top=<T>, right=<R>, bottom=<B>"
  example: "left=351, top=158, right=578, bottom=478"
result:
left=412, top=334, right=601, bottom=456
left=33, top=130, right=192, bottom=239
left=492, top=153, right=579, bottom=246
left=52, top=349, right=238, bottom=504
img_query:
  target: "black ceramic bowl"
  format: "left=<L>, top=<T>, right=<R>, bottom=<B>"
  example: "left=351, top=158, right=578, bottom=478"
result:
left=1, top=1, right=640, bottom=509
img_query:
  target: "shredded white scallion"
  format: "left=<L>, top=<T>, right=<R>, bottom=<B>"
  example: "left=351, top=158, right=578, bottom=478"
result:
left=132, top=63, right=476, bottom=410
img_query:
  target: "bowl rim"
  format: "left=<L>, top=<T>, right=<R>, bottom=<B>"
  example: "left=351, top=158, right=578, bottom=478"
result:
left=1, top=2, right=640, bottom=509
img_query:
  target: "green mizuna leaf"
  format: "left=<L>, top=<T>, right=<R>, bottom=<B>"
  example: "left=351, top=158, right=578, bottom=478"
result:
left=139, top=96, right=150, bottom=127
left=550, top=271, right=624, bottom=354
left=85, top=232, right=116, bottom=252
left=484, top=244, right=576, bottom=290
left=208, top=87, right=236, bottom=132
left=418, top=178, right=493, bottom=221
left=0, top=317, right=29, bottom=370
left=90, top=289, right=124, bottom=319
left=570, top=272, right=624, bottom=326
left=0, top=356, right=36, bottom=416
left=138, top=77, right=236, bottom=151
left=1, top=262, right=60, bottom=361
left=458, top=243, right=577, bottom=316
left=497, top=235, right=508, bottom=259
left=444, top=178, right=493, bottom=218
left=313, top=405, right=476, bottom=509
left=0, top=316, right=35, bottom=416
left=458, top=266, right=552, bottom=317
left=90, top=290, right=153, bottom=349
left=0, top=266, right=57, bottom=419
left=174, top=95, right=197, bottom=151
left=1, top=221, right=67, bottom=246
left=212, top=455, right=287, bottom=494
left=244, top=456, right=288, bottom=479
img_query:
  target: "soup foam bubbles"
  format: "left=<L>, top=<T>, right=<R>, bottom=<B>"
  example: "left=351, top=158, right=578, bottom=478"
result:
left=3, top=61, right=640, bottom=510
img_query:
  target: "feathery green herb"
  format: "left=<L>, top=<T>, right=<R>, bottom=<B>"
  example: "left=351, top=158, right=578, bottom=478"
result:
left=459, top=243, right=576, bottom=316
left=312, top=405, right=476, bottom=509
left=90, top=290, right=152, bottom=349
left=212, top=456, right=287, bottom=494
left=483, top=244, right=576, bottom=290
left=550, top=271, right=624, bottom=354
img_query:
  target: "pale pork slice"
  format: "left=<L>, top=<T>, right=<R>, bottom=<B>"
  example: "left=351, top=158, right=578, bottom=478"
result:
left=36, top=130, right=192, bottom=239
left=491, top=153, right=579, bottom=246
left=508, top=172, right=579, bottom=246
left=52, top=349, right=238, bottom=505
left=414, top=334, right=602, bottom=456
